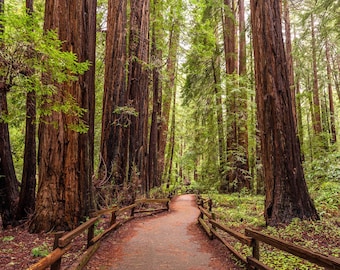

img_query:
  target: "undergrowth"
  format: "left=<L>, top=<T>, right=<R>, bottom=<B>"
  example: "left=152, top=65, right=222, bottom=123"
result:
left=202, top=180, right=340, bottom=269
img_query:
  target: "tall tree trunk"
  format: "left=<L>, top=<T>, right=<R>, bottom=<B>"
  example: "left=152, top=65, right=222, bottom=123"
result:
left=333, top=55, right=340, bottom=102
left=127, top=0, right=150, bottom=194
left=212, top=43, right=226, bottom=190
left=222, top=0, right=236, bottom=192
left=159, top=18, right=180, bottom=183
left=165, top=85, right=176, bottom=188
left=30, top=0, right=96, bottom=232
left=325, top=39, right=336, bottom=144
left=16, top=0, right=36, bottom=222
left=250, top=0, right=319, bottom=226
left=0, top=0, right=20, bottom=229
left=283, top=0, right=296, bottom=125
left=311, top=13, right=322, bottom=135
left=148, top=0, right=162, bottom=192
left=236, top=0, right=250, bottom=190
left=99, top=0, right=128, bottom=201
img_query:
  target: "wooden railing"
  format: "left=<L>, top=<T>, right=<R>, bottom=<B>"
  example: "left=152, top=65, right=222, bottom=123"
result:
left=28, top=198, right=170, bottom=270
left=197, top=197, right=340, bottom=270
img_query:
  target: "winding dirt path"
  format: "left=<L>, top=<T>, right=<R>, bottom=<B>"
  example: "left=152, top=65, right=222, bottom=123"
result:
left=84, top=194, right=241, bottom=270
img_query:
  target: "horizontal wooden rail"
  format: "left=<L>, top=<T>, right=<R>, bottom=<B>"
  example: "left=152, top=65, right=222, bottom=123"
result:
left=247, top=256, right=272, bottom=270
left=198, top=205, right=212, bottom=219
left=211, top=228, right=247, bottom=265
left=245, top=228, right=340, bottom=270
left=90, top=221, right=121, bottom=245
left=27, top=197, right=170, bottom=270
left=210, top=219, right=252, bottom=246
left=198, top=217, right=212, bottom=239
left=116, top=203, right=138, bottom=214
left=134, top=207, right=168, bottom=214
left=90, top=206, right=118, bottom=217
left=58, top=216, right=100, bottom=248
left=28, top=246, right=72, bottom=270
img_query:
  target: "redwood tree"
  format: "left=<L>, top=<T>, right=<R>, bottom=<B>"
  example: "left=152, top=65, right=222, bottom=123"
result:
left=250, top=0, right=319, bottom=226
left=99, top=0, right=128, bottom=194
left=127, top=0, right=150, bottom=193
left=30, top=0, right=96, bottom=232
left=0, top=0, right=20, bottom=228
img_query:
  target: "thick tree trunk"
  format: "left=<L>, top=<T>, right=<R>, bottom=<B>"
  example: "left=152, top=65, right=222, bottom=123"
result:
left=127, top=0, right=150, bottom=194
left=0, top=90, right=20, bottom=228
left=148, top=0, right=162, bottom=191
left=0, top=0, right=20, bottom=229
left=250, top=0, right=319, bottom=226
left=99, top=0, right=128, bottom=198
left=30, top=0, right=96, bottom=232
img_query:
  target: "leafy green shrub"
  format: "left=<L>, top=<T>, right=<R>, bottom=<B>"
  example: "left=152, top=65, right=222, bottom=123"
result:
left=31, top=243, right=50, bottom=257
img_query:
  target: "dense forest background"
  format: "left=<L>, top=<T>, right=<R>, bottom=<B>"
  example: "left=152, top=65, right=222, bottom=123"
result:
left=0, top=0, right=339, bottom=238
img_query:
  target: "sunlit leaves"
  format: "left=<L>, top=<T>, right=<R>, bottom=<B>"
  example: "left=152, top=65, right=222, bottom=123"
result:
left=0, top=4, right=89, bottom=128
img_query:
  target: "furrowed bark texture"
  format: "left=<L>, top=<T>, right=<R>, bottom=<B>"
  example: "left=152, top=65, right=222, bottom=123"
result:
left=31, top=0, right=96, bottom=232
left=127, top=0, right=150, bottom=193
left=250, top=0, right=319, bottom=226
left=100, top=0, right=128, bottom=188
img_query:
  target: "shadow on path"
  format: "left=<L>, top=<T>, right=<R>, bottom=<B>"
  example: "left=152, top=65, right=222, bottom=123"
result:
left=84, top=194, right=241, bottom=270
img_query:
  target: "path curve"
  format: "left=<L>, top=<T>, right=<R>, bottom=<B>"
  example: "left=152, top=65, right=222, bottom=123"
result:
left=84, top=194, right=241, bottom=270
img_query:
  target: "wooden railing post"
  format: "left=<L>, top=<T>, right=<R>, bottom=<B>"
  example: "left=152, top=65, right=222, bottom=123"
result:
left=131, top=205, right=135, bottom=217
left=51, top=231, right=64, bottom=270
left=252, top=238, right=260, bottom=260
left=208, top=198, right=213, bottom=212
left=199, top=200, right=204, bottom=219
left=110, top=211, right=117, bottom=226
left=87, top=223, right=95, bottom=249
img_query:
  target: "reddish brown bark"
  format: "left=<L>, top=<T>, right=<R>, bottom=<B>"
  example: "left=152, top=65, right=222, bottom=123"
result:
left=283, top=0, right=297, bottom=125
left=31, top=0, right=96, bottom=232
left=250, top=0, right=319, bottom=226
left=148, top=0, right=162, bottom=191
left=99, top=0, right=128, bottom=191
left=127, top=0, right=150, bottom=193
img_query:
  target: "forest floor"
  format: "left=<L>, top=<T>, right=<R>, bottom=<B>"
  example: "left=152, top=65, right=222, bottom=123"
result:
left=0, top=194, right=241, bottom=269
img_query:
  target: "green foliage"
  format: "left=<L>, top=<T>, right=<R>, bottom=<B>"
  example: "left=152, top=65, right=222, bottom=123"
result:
left=0, top=4, right=90, bottom=124
left=31, top=243, right=50, bottom=257
left=209, top=192, right=265, bottom=228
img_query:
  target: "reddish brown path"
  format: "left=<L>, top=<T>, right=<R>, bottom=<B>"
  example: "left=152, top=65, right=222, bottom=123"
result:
left=84, top=194, right=241, bottom=270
